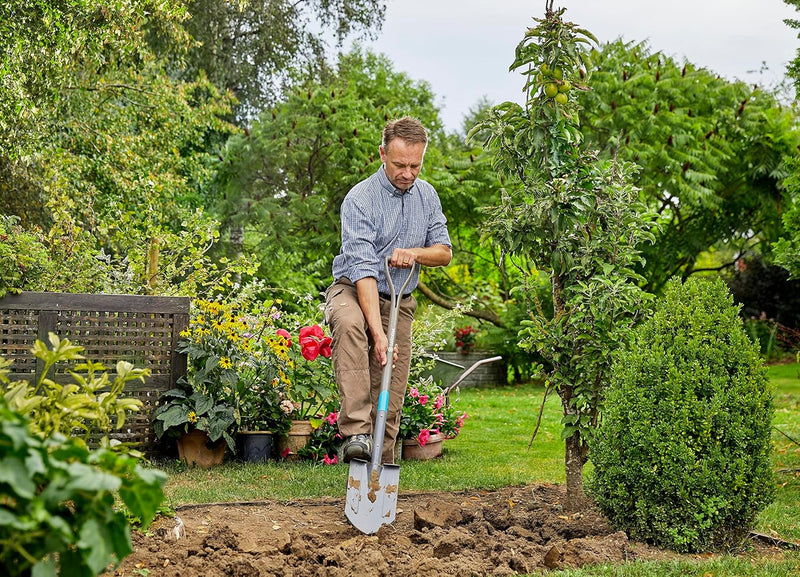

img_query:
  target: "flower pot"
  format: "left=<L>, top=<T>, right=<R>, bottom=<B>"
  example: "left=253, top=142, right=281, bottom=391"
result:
left=401, top=433, right=445, bottom=460
left=176, top=429, right=226, bottom=468
left=237, top=431, right=274, bottom=463
left=277, top=420, right=315, bottom=460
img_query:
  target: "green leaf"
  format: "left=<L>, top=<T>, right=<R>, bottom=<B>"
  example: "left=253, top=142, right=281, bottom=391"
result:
left=0, top=456, right=36, bottom=498
left=155, top=404, right=191, bottom=430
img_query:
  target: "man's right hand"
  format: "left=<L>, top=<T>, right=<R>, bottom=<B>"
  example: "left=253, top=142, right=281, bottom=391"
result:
left=372, top=330, right=389, bottom=366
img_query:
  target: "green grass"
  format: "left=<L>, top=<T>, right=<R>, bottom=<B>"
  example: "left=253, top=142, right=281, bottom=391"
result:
left=153, top=365, right=800, bottom=575
left=756, top=363, right=800, bottom=542
left=156, top=382, right=564, bottom=504
left=538, top=555, right=800, bottom=576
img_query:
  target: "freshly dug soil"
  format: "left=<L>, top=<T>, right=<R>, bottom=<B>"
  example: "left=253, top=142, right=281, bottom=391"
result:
left=104, top=483, right=781, bottom=576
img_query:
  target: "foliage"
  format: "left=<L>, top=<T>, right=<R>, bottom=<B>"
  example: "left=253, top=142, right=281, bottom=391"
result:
left=469, top=4, right=655, bottom=509
left=295, top=407, right=343, bottom=464
left=0, top=397, right=167, bottom=577
left=0, top=342, right=166, bottom=576
left=0, top=0, right=189, bottom=159
left=153, top=299, right=292, bottom=451
left=589, top=277, right=774, bottom=552
left=453, top=325, right=479, bottom=353
left=173, top=0, right=386, bottom=117
left=784, top=0, right=800, bottom=98
left=274, top=323, right=337, bottom=421
left=725, top=255, right=800, bottom=328
left=399, top=377, right=468, bottom=445
left=211, top=47, right=442, bottom=293
left=773, top=154, right=800, bottom=279
left=2, top=333, right=147, bottom=450
left=2, top=2, right=251, bottom=299
left=577, top=39, right=800, bottom=292
left=0, top=215, right=51, bottom=298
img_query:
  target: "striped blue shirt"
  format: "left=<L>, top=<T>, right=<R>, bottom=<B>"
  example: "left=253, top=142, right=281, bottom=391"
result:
left=332, top=165, right=451, bottom=294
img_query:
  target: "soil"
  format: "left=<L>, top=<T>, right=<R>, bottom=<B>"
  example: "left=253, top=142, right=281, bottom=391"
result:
left=105, top=483, right=787, bottom=577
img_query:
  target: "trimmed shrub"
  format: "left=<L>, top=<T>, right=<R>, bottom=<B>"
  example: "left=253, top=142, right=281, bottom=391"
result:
left=588, top=276, right=774, bottom=552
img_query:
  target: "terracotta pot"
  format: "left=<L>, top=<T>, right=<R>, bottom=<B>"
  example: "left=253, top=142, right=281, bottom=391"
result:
left=236, top=431, right=274, bottom=463
left=402, top=433, right=445, bottom=460
left=176, top=429, right=226, bottom=468
left=276, top=420, right=314, bottom=460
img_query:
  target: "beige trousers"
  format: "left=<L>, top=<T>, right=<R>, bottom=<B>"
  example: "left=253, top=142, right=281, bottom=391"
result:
left=324, top=278, right=416, bottom=463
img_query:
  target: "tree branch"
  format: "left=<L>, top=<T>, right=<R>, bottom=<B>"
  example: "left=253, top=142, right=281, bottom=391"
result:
left=416, top=280, right=505, bottom=327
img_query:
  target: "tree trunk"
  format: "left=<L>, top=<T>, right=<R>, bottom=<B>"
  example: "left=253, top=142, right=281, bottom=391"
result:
left=564, top=430, right=589, bottom=511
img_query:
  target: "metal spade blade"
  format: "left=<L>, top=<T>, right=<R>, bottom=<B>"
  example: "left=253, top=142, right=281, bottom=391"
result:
left=345, top=459, right=400, bottom=534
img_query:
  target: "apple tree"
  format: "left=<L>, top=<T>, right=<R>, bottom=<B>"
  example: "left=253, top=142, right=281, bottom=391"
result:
left=469, top=3, right=655, bottom=510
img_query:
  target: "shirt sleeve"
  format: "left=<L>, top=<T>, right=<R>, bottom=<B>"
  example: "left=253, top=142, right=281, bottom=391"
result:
left=339, top=194, right=380, bottom=283
left=425, top=188, right=452, bottom=248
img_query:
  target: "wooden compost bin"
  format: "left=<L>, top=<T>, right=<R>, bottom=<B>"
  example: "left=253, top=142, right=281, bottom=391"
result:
left=0, top=291, right=190, bottom=456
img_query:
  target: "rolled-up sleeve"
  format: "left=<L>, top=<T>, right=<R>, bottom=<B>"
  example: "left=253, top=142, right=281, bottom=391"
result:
left=425, top=189, right=451, bottom=248
left=339, top=195, right=380, bottom=283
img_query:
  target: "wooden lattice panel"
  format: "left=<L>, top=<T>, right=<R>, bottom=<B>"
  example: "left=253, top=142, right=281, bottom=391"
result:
left=0, top=292, right=190, bottom=455
left=0, top=307, right=39, bottom=378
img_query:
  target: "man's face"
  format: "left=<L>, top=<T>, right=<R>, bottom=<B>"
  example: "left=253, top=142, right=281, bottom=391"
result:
left=379, top=139, right=426, bottom=192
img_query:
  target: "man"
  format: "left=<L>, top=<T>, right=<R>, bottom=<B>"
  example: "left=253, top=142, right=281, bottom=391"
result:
left=325, top=116, right=452, bottom=464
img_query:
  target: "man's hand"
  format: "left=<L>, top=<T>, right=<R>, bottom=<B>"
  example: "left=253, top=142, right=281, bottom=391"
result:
left=390, top=248, right=416, bottom=269
left=390, top=244, right=452, bottom=269
left=373, top=330, right=389, bottom=366
left=372, top=333, right=400, bottom=367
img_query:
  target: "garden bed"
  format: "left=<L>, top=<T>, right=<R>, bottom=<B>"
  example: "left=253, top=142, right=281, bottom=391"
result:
left=103, top=483, right=789, bottom=576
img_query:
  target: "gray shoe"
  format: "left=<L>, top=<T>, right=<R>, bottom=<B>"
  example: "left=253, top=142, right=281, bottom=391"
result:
left=340, top=434, right=373, bottom=463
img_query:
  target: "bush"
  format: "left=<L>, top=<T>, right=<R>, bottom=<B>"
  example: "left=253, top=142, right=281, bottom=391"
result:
left=0, top=340, right=166, bottom=575
left=588, top=276, right=774, bottom=552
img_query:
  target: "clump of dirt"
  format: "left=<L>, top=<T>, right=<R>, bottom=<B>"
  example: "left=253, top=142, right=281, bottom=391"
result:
left=103, top=484, right=778, bottom=577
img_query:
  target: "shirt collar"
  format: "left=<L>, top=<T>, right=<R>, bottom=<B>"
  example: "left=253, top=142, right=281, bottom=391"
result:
left=378, top=165, right=416, bottom=197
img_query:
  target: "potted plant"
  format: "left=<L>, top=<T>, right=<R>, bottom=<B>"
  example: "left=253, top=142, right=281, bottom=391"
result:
left=296, top=406, right=344, bottom=465
left=152, top=299, right=287, bottom=466
left=399, top=376, right=468, bottom=460
left=453, top=325, right=479, bottom=354
left=272, top=323, right=338, bottom=459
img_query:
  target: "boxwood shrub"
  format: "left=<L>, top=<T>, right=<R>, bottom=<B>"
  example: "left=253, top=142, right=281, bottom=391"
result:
left=588, top=276, right=774, bottom=552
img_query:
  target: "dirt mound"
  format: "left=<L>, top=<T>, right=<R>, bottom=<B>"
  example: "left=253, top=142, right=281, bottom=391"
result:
left=105, top=484, right=697, bottom=576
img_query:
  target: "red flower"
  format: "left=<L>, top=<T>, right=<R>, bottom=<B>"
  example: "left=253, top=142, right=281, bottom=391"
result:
left=323, top=454, right=338, bottom=465
left=299, top=324, right=332, bottom=361
left=326, top=411, right=338, bottom=425
left=276, top=328, right=292, bottom=346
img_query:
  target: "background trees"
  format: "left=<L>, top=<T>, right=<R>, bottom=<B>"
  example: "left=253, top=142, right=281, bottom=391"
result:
left=577, top=40, right=800, bottom=292
left=175, top=0, right=386, bottom=118
left=210, top=49, right=440, bottom=294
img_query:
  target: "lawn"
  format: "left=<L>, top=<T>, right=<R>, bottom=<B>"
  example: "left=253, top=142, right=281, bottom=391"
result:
left=154, top=363, right=800, bottom=576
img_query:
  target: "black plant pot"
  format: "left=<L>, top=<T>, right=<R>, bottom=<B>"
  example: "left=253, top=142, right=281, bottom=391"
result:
left=236, top=431, right=274, bottom=463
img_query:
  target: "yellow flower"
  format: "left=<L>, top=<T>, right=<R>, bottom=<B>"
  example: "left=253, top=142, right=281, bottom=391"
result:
left=219, top=357, right=232, bottom=369
left=188, top=411, right=198, bottom=424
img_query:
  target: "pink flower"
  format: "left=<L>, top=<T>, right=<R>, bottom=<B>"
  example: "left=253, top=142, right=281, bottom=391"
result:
left=417, top=429, right=431, bottom=447
left=323, top=454, right=338, bottom=465
left=409, top=387, right=419, bottom=398
left=418, top=394, right=428, bottom=406
left=276, top=328, right=292, bottom=346
left=434, top=394, right=444, bottom=410
left=326, top=411, right=338, bottom=425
